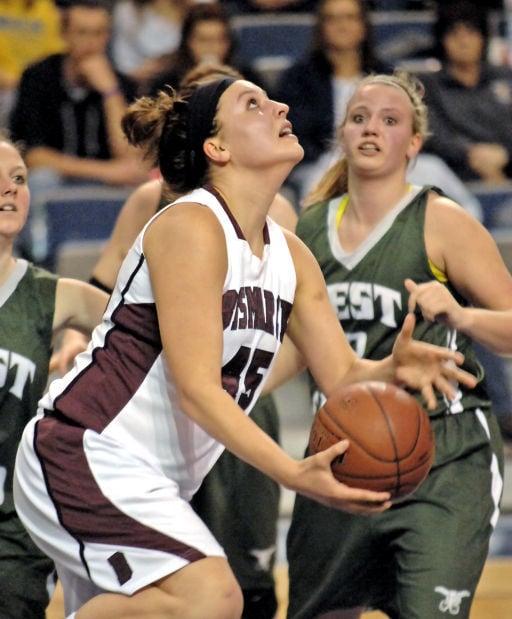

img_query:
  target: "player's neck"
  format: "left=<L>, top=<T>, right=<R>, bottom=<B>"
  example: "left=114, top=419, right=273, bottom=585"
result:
left=347, top=175, right=410, bottom=223
left=219, top=187, right=277, bottom=256
left=0, top=250, right=17, bottom=288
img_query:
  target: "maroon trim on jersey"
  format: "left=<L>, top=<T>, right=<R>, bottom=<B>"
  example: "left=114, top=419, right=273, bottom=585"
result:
left=33, top=417, right=206, bottom=578
left=204, top=184, right=270, bottom=244
left=51, top=303, right=161, bottom=432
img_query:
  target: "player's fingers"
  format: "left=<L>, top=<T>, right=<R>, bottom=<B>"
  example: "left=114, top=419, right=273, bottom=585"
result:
left=421, top=384, right=436, bottom=410
left=442, top=363, right=477, bottom=389
left=404, top=279, right=418, bottom=313
left=48, top=354, right=58, bottom=375
left=324, top=439, right=350, bottom=459
left=433, top=374, right=457, bottom=402
left=308, top=440, right=349, bottom=474
left=400, top=311, right=416, bottom=339
left=426, top=345, right=464, bottom=366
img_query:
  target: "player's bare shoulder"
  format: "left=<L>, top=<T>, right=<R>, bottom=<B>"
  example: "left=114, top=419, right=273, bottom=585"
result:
left=425, top=188, right=483, bottom=239
left=144, top=200, right=225, bottom=260
left=426, top=188, right=478, bottom=223
left=425, top=187, right=489, bottom=269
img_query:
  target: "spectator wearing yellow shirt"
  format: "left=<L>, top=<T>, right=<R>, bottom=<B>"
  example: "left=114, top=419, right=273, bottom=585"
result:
left=0, top=0, right=65, bottom=126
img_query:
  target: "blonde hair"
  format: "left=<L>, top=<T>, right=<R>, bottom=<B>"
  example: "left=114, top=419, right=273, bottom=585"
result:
left=303, top=70, right=429, bottom=209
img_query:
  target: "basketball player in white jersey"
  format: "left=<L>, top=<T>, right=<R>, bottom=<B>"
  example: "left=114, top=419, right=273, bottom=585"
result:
left=14, top=76, right=476, bottom=619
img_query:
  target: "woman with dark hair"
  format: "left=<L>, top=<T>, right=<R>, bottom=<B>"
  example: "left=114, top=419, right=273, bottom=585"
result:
left=421, top=0, right=512, bottom=183
left=148, top=3, right=262, bottom=95
left=274, top=0, right=392, bottom=203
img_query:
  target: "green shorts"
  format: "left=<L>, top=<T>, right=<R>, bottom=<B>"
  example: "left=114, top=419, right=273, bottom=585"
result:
left=286, top=408, right=504, bottom=619
left=0, top=523, right=54, bottom=619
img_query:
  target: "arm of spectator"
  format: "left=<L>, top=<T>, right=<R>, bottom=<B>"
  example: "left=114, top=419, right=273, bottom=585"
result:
left=467, top=143, right=509, bottom=183
left=77, top=53, right=134, bottom=158
left=24, top=146, right=148, bottom=186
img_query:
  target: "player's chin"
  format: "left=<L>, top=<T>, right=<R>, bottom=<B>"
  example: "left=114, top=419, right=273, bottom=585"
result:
left=289, top=140, right=304, bottom=163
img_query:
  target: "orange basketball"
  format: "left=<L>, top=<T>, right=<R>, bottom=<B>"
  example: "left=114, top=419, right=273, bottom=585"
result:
left=308, top=381, right=435, bottom=500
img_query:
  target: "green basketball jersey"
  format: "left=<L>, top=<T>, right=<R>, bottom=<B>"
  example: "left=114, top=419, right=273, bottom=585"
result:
left=296, top=185, right=489, bottom=420
left=0, top=260, right=56, bottom=520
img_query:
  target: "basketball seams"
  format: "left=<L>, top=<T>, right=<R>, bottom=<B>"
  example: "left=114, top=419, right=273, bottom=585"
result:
left=367, top=383, right=402, bottom=495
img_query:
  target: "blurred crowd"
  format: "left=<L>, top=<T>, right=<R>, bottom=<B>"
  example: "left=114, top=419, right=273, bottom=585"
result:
left=2, top=1, right=511, bottom=213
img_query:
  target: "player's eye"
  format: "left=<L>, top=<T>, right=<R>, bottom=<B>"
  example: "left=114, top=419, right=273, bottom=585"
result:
left=384, top=117, right=397, bottom=126
left=13, top=174, right=26, bottom=185
left=247, top=97, right=259, bottom=110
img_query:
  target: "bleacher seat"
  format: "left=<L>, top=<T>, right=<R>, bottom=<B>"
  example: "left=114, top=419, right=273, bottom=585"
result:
left=231, top=12, right=314, bottom=90
left=42, top=185, right=131, bottom=271
left=231, top=9, right=510, bottom=88
left=371, top=10, right=435, bottom=64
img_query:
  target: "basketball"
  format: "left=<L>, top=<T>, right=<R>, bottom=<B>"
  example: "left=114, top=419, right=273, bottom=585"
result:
left=308, top=381, right=435, bottom=500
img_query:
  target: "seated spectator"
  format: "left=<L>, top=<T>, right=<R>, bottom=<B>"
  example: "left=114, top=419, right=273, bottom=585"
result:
left=420, top=1, right=512, bottom=183
left=0, top=0, right=65, bottom=128
left=274, top=0, right=392, bottom=205
left=110, top=0, right=189, bottom=94
left=9, top=0, right=148, bottom=263
left=149, top=3, right=263, bottom=95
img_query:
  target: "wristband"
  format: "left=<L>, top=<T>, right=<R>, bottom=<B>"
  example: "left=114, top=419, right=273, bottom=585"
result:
left=88, top=276, right=113, bottom=295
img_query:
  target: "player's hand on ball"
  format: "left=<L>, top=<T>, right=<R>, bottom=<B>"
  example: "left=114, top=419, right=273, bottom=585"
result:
left=296, top=440, right=392, bottom=515
left=392, top=312, right=477, bottom=409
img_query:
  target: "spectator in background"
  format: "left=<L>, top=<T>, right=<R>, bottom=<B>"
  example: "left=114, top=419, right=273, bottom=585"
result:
left=9, top=0, right=148, bottom=263
left=420, top=1, right=512, bottom=183
left=110, top=0, right=189, bottom=94
left=0, top=0, right=65, bottom=128
left=149, top=3, right=263, bottom=96
left=274, top=0, right=392, bottom=204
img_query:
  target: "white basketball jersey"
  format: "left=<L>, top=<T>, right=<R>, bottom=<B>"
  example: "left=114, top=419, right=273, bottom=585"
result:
left=39, top=187, right=296, bottom=500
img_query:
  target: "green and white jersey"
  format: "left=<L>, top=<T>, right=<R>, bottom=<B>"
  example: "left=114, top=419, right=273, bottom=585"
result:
left=296, top=185, right=488, bottom=420
left=0, top=259, right=56, bottom=520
